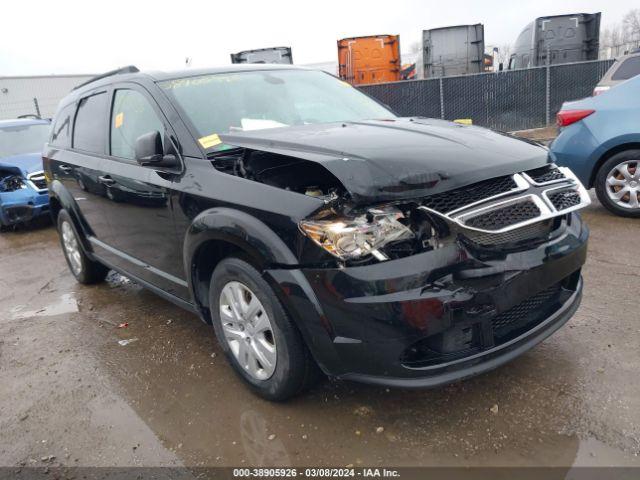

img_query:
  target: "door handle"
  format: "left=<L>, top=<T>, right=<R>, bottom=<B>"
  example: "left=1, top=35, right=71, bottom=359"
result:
left=98, top=175, right=116, bottom=186
left=59, top=164, right=73, bottom=173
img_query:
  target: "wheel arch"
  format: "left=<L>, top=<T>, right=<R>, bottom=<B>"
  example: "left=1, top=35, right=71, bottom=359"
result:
left=590, top=141, right=640, bottom=188
left=48, top=180, right=93, bottom=253
left=184, top=207, right=299, bottom=323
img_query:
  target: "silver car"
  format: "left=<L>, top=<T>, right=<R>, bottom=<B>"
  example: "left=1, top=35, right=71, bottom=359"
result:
left=594, top=50, right=640, bottom=95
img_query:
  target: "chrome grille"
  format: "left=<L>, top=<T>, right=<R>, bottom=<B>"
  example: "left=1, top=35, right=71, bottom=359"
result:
left=547, top=188, right=582, bottom=211
left=28, top=171, right=47, bottom=191
left=419, top=165, right=590, bottom=235
left=463, top=220, right=553, bottom=246
left=465, top=200, right=540, bottom=230
left=421, top=175, right=518, bottom=214
left=523, top=165, right=566, bottom=184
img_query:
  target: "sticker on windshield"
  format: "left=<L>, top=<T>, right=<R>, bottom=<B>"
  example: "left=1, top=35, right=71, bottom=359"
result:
left=114, top=112, right=124, bottom=129
left=198, top=133, right=222, bottom=149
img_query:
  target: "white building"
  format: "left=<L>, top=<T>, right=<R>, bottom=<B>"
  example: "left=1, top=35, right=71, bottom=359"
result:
left=0, top=74, right=93, bottom=120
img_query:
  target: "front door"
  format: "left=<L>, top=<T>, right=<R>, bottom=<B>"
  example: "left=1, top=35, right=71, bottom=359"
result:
left=98, top=85, right=187, bottom=298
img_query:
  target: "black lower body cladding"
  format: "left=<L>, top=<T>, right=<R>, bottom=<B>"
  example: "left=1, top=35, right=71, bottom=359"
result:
left=265, top=213, right=588, bottom=386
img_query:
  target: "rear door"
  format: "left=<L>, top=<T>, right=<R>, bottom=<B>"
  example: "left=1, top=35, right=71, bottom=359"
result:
left=97, top=83, right=187, bottom=298
left=48, top=92, right=113, bottom=241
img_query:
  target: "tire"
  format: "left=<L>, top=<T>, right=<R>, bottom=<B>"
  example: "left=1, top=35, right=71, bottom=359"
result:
left=594, top=150, right=640, bottom=218
left=209, top=257, right=320, bottom=401
left=57, top=210, right=109, bottom=284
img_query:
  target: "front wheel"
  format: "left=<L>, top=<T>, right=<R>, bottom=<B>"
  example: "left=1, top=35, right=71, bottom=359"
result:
left=209, top=257, right=320, bottom=401
left=57, top=210, right=109, bottom=284
left=595, top=150, right=640, bottom=217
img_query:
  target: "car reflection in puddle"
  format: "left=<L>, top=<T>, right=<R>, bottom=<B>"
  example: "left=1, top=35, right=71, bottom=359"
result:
left=241, top=410, right=291, bottom=466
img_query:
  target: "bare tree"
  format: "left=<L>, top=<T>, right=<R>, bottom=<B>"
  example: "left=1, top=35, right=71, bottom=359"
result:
left=495, top=44, right=512, bottom=66
left=600, top=10, right=640, bottom=58
left=602, top=26, right=621, bottom=47
left=623, top=9, right=640, bottom=41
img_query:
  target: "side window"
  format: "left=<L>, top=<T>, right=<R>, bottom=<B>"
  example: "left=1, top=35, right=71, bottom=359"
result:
left=611, top=56, right=640, bottom=81
left=110, top=89, right=165, bottom=160
left=73, top=93, right=108, bottom=153
left=51, top=103, right=75, bottom=148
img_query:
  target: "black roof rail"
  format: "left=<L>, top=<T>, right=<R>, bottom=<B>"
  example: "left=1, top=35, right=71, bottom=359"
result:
left=73, top=65, right=140, bottom=91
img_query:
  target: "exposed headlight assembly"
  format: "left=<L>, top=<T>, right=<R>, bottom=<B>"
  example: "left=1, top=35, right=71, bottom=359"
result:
left=299, top=207, right=414, bottom=261
left=0, top=175, right=27, bottom=193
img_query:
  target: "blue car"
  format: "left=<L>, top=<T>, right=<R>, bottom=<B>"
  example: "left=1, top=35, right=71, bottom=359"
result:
left=0, top=118, right=51, bottom=228
left=550, top=74, right=640, bottom=217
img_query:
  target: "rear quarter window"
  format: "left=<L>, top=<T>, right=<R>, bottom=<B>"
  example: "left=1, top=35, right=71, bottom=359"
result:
left=50, top=103, right=75, bottom=148
left=611, top=56, right=640, bottom=81
left=73, top=93, right=108, bottom=154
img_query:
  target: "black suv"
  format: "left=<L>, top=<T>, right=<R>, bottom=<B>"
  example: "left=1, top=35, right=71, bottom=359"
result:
left=44, top=65, right=590, bottom=400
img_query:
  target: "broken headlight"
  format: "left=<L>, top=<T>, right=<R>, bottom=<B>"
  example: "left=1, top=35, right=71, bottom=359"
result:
left=299, top=207, right=414, bottom=260
left=0, top=175, right=27, bottom=193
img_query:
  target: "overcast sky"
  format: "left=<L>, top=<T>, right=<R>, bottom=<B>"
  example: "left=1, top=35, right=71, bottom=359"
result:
left=0, top=0, right=635, bottom=75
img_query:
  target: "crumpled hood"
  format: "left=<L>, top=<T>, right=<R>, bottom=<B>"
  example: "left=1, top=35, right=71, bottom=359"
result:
left=0, top=152, right=44, bottom=177
left=219, top=118, right=550, bottom=204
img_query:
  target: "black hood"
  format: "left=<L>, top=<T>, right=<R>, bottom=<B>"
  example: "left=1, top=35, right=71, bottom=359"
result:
left=219, top=118, right=549, bottom=204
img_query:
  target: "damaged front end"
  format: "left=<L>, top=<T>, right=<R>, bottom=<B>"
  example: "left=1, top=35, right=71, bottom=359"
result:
left=206, top=130, right=590, bottom=385
left=265, top=161, right=588, bottom=384
left=0, top=166, right=49, bottom=228
left=296, top=163, right=590, bottom=266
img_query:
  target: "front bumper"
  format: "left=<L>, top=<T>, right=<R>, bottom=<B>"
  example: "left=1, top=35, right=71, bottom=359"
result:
left=266, top=212, right=588, bottom=387
left=0, top=189, right=49, bottom=226
left=342, top=278, right=581, bottom=387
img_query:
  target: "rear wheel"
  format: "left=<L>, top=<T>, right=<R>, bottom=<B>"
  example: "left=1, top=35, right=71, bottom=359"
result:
left=595, top=150, right=640, bottom=217
left=57, top=210, right=109, bottom=284
left=209, top=257, right=320, bottom=401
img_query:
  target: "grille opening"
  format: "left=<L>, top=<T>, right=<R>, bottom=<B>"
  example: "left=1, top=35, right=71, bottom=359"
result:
left=29, top=175, right=47, bottom=190
left=401, top=325, right=480, bottom=368
left=4, top=206, right=32, bottom=222
left=491, top=283, right=563, bottom=342
left=462, top=219, right=553, bottom=247
left=525, top=165, right=566, bottom=184
left=465, top=200, right=540, bottom=231
left=421, top=175, right=517, bottom=214
left=548, top=188, right=581, bottom=211
left=400, top=273, right=579, bottom=369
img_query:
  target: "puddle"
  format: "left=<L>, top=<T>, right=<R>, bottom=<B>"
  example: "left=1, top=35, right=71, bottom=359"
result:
left=10, top=293, right=79, bottom=320
left=571, top=436, right=640, bottom=467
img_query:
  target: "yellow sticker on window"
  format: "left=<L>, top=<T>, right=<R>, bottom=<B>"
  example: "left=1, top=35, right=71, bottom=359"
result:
left=453, top=118, right=472, bottom=125
left=198, top=133, right=222, bottom=149
left=114, top=112, right=124, bottom=129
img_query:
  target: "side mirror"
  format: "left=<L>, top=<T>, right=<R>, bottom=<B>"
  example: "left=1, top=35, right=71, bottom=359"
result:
left=134, top=131, right=179, bottom=169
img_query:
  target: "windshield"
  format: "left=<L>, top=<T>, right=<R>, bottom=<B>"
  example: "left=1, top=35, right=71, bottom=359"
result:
left=0, top=123, right=50, bottom=158
left=159, top=69, right=394, bottom=142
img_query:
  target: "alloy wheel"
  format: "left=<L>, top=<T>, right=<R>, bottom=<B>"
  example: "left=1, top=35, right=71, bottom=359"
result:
left=605, top=160, right=640, bottom=209
left=61, top=221, right=82, bottom=275
left=219, top=281, right=277, bottom=380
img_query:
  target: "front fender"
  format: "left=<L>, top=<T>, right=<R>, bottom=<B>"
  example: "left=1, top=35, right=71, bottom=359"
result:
left=184, top=207, right=299, bottom=296
left=184, top=207, right=299, bottom=267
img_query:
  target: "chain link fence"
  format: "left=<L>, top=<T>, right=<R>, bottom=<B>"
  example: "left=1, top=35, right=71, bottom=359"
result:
left=0, top=74, right=93, bottom=121
left=360, top=59, right=615, bottom=132
left=0, top=96, right=64, bottom=120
